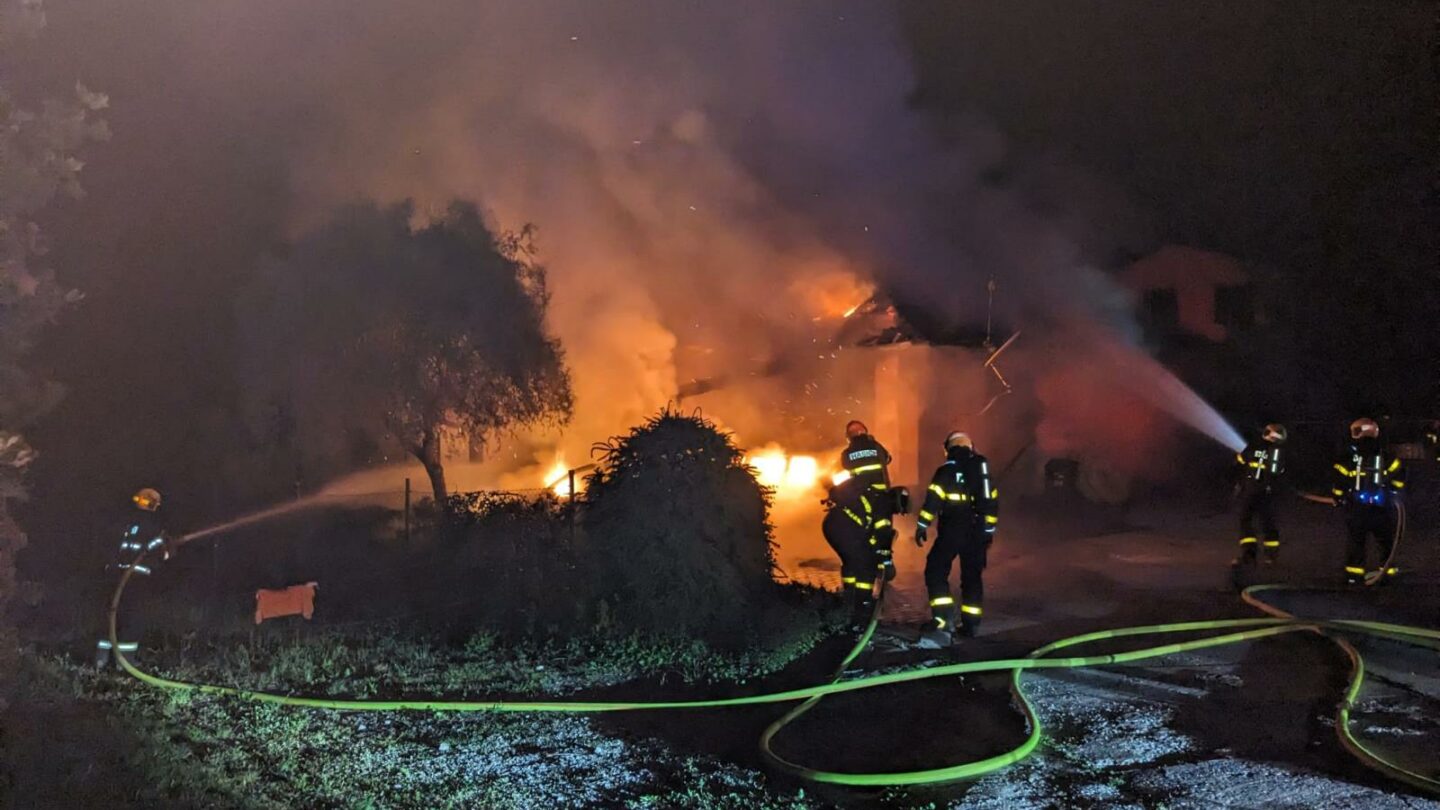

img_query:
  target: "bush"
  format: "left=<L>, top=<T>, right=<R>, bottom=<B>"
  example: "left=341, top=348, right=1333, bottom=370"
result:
left=581, top=409, right=779, bottom=644
left=418, top=490, right=587, bottom=637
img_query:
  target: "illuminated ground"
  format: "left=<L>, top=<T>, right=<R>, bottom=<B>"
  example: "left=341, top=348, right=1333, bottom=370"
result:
left=777, top=487, right=1440, bottom=808
left=16, top=487, right=1438, bottom=808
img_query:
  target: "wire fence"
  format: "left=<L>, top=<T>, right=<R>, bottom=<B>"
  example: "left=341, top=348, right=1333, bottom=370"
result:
left=98, top=477, right=594, bottom=647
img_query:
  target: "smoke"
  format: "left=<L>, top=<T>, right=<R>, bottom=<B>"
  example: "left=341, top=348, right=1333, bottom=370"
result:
left=36, top=1, right=1206, bottom=511
left=189, top=2, right=1140, bottom=473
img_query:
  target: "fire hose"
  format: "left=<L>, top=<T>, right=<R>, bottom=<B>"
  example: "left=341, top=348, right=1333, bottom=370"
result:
left=107, top=549, right=1439, bottom=794
left=1296, top=491, right=1408, bottom=587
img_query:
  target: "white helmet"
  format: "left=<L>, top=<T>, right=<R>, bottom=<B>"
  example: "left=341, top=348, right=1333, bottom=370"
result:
left=1350, top=418, right=1379, bottom=440
left=944, top=431, right=973, bottom=450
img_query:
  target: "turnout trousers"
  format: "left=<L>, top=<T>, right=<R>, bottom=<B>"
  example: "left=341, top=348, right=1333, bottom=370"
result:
left=95, top=577, right=145, bottom=668
left=1237, top=486, right=1280, bottom=563
left=1344, top=504, right=1396, bottom=582
left=822, top=508, right=879, bottom=623
left=924, top=522, right=989, bottom=634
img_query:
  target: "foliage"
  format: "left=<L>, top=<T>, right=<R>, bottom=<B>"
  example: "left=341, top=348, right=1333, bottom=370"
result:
left=25, top=617, right=834, bottom=808
left=239, top=201, right=572, bottom=502
left=414, top=489, right=590, bottom=636
left=147, top=600, right=835, bottom=699
left=0, top=0, right=106, bottom=709
left=583, top=409, right=780, bottom=644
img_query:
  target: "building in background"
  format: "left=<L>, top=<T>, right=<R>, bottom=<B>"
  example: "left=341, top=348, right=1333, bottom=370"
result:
left=1121, top=245, right=1257, bottom=344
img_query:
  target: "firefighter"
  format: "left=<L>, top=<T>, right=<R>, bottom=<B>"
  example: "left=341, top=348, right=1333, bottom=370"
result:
left=1332, top=419, right=1406, bottom=585
left=835, top=420, right=897, bottom=581
left=821, top=487, right=885, bottom=630
left=95, top=488, right=171, bottom=668
left=914, top=431, right=998, bottom=646
left=1423, top=420, right=1440, bottom=463
left=1231, top=423, right=1287, bottom=568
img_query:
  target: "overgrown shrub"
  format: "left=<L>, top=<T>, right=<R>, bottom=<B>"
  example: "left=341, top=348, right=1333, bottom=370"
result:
left=414, top=490, right=588, bottom=637
left=581, top=409, right=778, bottom=644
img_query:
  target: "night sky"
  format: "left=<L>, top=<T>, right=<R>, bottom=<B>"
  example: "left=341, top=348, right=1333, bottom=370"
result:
left=902, top=2, right=1438, bottom=411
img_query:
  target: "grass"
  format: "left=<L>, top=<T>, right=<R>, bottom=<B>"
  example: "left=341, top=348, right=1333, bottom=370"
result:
left=148, top=596, right=838, bottom=700
left=22, top=601, right=844, bottom=808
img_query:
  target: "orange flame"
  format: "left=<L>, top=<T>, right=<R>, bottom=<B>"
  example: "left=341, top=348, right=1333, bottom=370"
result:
left=546, top=458, right=576, bottom=497
left=792, top=269, right=874, bottom=319
left=746, top=444, right=823, bottom=499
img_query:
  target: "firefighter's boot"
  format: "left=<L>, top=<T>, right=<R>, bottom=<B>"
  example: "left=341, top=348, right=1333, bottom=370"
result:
left=916, top=619, right=952, bottom=650
left=848, top=581, right=876, bottom=632
left=1261, top=539, right=1280, bottom=565
left=919, top=594, right=956, bottom=648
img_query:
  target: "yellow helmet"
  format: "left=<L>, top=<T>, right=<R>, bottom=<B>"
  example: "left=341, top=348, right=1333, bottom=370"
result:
left=132, top=488, right=161, bottom=512
left=944, top=431, right=973, bottom=450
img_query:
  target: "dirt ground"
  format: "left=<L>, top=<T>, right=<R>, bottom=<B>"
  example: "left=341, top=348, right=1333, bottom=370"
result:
left=768, top=474, right=1440, bottom=807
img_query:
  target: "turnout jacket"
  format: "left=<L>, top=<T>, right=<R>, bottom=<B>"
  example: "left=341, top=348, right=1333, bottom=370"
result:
left=112, top=513, right=169, bottom=576
left=836, top=435, right=892, bottom=497
left=1235, top=440, right=1285, bottom=490
left=1332, top=439, right=1406, bottom=505
left=916, top=447, right=999, bottom=533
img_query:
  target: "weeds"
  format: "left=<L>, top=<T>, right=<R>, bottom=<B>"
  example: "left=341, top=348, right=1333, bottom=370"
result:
left=18, top=595, right=840, bottom=807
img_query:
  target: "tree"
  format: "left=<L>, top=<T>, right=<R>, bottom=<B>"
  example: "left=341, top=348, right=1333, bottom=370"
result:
left=0, top=0, right=106, bottom=700
left=242, top=201, right=572, bottom=502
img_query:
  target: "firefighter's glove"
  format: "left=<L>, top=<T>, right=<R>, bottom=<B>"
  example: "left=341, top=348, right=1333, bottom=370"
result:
left=914, top=528, right=927, bottom=547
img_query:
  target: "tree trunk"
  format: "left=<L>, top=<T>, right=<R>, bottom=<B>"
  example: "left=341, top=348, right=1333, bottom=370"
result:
left=415, top=427, right=448, bottom=505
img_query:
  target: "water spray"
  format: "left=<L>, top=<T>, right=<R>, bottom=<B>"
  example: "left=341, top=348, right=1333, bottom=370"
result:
left=178, top=469, right=407, bottom=545
left=1096, top=337, right=1246, bottom=452
left=179, top=498, right=329, bottom=544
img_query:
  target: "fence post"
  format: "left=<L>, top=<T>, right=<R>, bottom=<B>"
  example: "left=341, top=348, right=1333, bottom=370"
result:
left=404, top=477, right=411, bottom=543
left=568, top=468, right=577, bottom=543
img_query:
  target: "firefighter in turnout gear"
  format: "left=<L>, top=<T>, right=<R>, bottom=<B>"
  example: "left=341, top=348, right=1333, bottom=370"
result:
left=1332, top=419, right=1406, bottom=584
left=1232, top=423, right=1287, bottom=568
left=914, top=431, right=998, bottom=646
left=822, top=421, right=895, bottom=629
left=836, top=420, right=897, bottom=580
left=1424, top=420, right=1440, bottom=463
left=95, top=488, right=172, bottom=668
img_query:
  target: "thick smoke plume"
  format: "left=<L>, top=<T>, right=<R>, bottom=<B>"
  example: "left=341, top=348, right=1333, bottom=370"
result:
left=41, top=1, right=1189, bottom=515
left=240, top=2, right=1147, bottom=475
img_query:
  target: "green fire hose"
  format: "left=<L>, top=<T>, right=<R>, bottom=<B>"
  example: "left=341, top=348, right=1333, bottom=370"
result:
left=107, top=551, right=1440, bottom=794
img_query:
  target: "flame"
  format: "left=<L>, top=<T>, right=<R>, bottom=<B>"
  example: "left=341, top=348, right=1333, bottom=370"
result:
left=746, top=444, right=823, bottom=499
left=546, top=458, right=574, bottom=497
left=792, top=269, right=874, bottom=319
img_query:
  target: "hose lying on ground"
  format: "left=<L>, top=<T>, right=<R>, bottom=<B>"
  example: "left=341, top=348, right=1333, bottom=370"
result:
left=107, top=549, right=1440, bottom=794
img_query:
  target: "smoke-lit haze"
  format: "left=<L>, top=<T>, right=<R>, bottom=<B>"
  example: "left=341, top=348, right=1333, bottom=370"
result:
left=216, top=1, right=1146, bottom=479
left=17, top=0, right=1243, bottom=559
